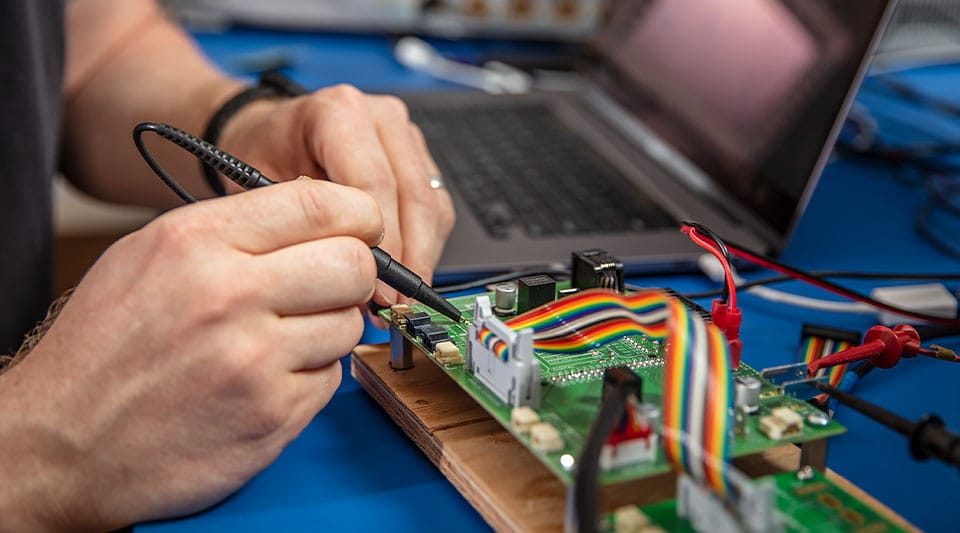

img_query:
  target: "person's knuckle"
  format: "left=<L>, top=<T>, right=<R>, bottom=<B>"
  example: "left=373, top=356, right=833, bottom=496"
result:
left=409, top=123, right=426, bottom=143
left=218, top=344, right=267, bottom=396
left=437, top=194, right=457, bottom=232
left=406, top=187, right=435, bottom=212
left=361, top=193, right=386, bottom=238
left=336, top=308, right=367, bottom=349
left=365, top=166, right=399, bottom=193
left=379, top=95, right=410, bottom=121
left=249, top=397, right=289, bottom=437
left=321, top=84, right=365, bottom=109
left=147, top=213, right=201, bottom=258
left=293, top=182, right=334, bottom=229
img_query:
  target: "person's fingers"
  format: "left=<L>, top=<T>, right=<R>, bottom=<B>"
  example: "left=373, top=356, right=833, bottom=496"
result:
left=284, top=361, right=343, bottom=435
left=403, top=122, right=456, bottom=282
left=367, top=96, right=454, bottom=285
left=409, top=121, right=443, bottom=179
left=273, top=309, right=365, bottom=371
left=253, top=236, right=377, bottom=315
left=178, top=179, right=384, bottom=254
left=304, top=86, right=405, bottom=304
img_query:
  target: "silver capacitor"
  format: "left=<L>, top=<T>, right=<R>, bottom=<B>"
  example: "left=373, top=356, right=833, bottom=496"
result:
left=734, top=376, right=762, bottom=414
left=493, top=283, right=517, bottom=315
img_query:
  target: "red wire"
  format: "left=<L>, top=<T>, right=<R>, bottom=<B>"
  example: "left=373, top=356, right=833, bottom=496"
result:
left=725, top=241, right=960, bottom=326
left=682, top=226, right=737, bottom=309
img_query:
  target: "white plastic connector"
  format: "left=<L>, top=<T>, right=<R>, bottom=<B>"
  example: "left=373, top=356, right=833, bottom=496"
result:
left=510, top=406, right=540, bottom=434
left=530, top=422, right=564, bottom=452
left=613, top=506, right=663, bottom=533
left=871, top=283, right=958, bottom=325
left=758, top=407, right=803, bottom=440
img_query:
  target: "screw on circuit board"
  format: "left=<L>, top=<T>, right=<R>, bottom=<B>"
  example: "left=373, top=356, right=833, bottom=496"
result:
left=796, top=465, right=815, bottom=481
left=806, top=410, right=830, bottom=428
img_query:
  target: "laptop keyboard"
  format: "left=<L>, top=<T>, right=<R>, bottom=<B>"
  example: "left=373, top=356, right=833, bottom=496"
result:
left=411, top=102, right=675, bottom=239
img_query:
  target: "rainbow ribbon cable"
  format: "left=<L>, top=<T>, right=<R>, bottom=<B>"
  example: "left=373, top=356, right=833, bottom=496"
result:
left=491, top=288, right=737, bottom=501
left=503, top=290, right=669, bottom=353
left=479, top=327, right=510, bottom=361
left=802, top=336, right=855, bottom=404
left=661, top=295, right=736, bottom=501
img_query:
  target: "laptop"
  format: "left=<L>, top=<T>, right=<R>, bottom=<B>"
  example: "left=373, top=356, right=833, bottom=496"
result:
left=402, top=0, right=897, bottom=275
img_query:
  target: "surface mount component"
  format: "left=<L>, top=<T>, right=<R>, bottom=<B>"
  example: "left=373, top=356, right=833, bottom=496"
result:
left=517, top=275, right=557, bottom=313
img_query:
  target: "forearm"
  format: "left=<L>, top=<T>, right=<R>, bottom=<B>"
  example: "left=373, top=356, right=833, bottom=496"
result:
left=62, top=0, right=243, bottom=208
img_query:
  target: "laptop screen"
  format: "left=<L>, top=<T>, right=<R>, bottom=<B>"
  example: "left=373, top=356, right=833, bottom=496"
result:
left=591, top=0, right=892, bottom=237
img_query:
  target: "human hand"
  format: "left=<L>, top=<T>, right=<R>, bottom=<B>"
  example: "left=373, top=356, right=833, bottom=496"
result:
left=0, top=180, right=382, bottom=530
left=217, top=84, right=456, bottom=305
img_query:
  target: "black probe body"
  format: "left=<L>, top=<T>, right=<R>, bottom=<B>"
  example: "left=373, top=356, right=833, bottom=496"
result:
left=814, top=382, right=960, bottom=471
left=136, top=122, right=463, bottom=323
left=370, top=248, right=462, bottom=323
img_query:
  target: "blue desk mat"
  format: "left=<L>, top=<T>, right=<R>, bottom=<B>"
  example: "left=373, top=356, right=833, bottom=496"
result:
left=145, top=28, right=960, bottom=531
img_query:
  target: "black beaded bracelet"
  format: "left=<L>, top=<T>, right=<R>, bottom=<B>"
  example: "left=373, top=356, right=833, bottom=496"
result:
left=200, top=72, right=309, bottom=196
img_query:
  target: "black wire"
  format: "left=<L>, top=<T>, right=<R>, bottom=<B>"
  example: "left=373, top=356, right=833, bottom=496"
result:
left=134, top=121, right=277, bottom=202
left=133, top=123, right=198, bottom=204
left=814, top=382, right=915, bottom=435
left=875, top=75, right=960, bottom=119
left=720, top=239, right=960, bottom=324
left=574, top=385, right=630, bottom=533
left=681, top=221, right=731, bottom=264
left=681, top=220, right=732, bottom=304
left=434, top=266, right=570, bottom=294
left=683, top=270, right=960, bottom=300
left=842, top=74, right=960, bottom=260
left=915, top=324, right=960, bottom=340
left=852, top=360, right=876, bottom=380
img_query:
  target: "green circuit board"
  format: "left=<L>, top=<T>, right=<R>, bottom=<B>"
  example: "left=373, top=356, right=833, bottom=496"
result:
left=604, top=469, right=904, bottom=532
left=381, top=289, right=846, bottom=486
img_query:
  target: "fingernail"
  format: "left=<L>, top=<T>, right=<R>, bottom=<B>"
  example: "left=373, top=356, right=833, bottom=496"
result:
left=375, top=231, right=385, bottom=246
left=296, top=175, right=313, bottom=181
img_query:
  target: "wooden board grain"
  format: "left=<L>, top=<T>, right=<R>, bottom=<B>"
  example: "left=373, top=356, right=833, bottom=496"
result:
left=351, top=343, right=914, bottom=532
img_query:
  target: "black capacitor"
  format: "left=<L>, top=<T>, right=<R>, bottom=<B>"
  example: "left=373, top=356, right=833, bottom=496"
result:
left=404, top=311, right=432, bottom=335
left=517, top=275, right=557, bottom=314
left=419, top=324, right=451, bottom=351
left=572, top=249, right=624, bottom=292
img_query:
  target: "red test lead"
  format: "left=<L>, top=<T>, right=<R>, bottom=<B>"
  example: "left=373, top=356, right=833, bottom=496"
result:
left=681, top=222, right=743, bottom=368
left=806, top=324, right=922, bottom=376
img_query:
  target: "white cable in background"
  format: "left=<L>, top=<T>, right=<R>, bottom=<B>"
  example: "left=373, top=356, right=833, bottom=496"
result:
left=394, top=36, right=533, bottom=94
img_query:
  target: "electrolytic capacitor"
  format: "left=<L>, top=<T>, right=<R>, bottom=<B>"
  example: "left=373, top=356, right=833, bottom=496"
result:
left=735, top=376, right=762, bottom=414
left=494, top=283, right=517, bottom=315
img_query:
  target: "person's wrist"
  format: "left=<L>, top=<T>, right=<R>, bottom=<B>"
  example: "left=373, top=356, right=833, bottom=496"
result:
left=201, top=72, right=311, bottom=195
left=0, top=363, right=86, bottom=530
left=213, top=97, right=288, bottom=193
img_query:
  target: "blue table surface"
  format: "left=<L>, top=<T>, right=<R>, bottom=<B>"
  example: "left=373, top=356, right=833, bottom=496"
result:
left=142, top=28, right=960, bottom=532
